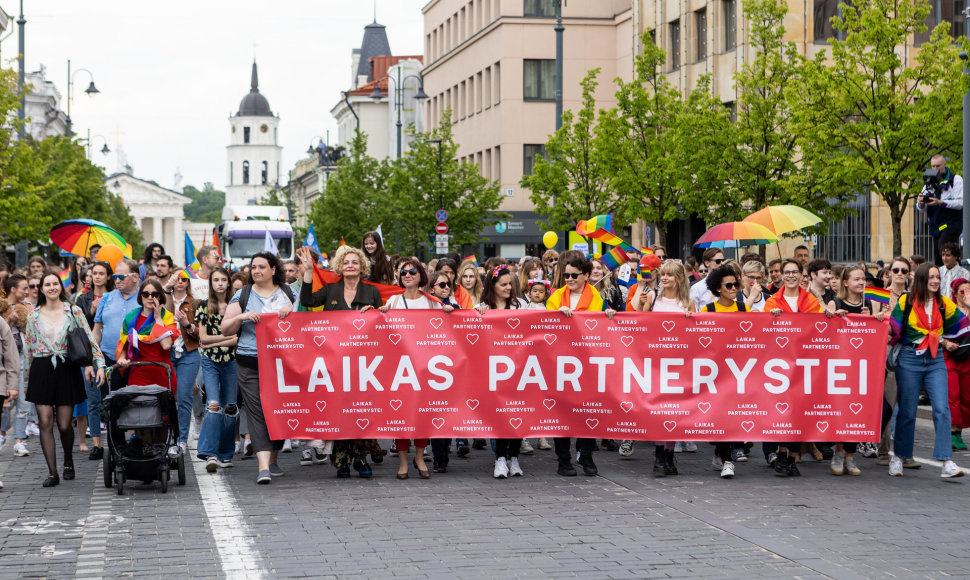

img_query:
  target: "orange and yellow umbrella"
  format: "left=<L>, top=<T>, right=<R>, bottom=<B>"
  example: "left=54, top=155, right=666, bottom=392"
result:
left=742, top=205, right=821, bottom=236
left=694, top=222, right=779, bottom=248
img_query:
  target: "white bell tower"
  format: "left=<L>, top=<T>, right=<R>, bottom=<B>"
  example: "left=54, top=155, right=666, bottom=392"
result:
left=226, top=61, right=282, bottom=206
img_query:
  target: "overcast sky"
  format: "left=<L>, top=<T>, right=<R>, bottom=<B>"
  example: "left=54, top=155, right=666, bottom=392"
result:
left=10, top=0, right=426, bottom=192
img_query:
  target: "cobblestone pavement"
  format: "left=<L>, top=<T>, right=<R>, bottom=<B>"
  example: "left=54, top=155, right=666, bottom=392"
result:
left=0, top=416, right=968, bottom=579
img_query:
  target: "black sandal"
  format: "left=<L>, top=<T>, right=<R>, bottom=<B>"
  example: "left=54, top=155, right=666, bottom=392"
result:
left=63, top=466, right=75, bottom=480
left=42, top=473, right=60, bottom=487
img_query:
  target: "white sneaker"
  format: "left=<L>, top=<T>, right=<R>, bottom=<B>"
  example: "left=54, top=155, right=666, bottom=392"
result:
left=300, top=449, right=313, bottom=466
left=215, top=458, right=233, bottom=468
left=674, top=442, right=683, bottom=453
left=25, top=422, right=39, bottom=437
left=0, top=479, right=4, bottom=489
left=508, top=457, right=523, bottom=476
left=281, top=440, right=292, bottom=453
left=0, top=434, right=6, bottom=450
left=618, top=440, right=634, bottom=457
left=205, top=457, right=218, bottom=473
left=537, top=438, right=552, bottom=450
left=520, top=439, right=535, bottom=454
left=941, top=460, right=965, bottom=478
left=13, top=442, right=28, bottom=457
left=830, top=450, right=845, bottom=476
left=684, top=441, right=698, bottom=453
left=889, top=456, right=903, bottom=476
left=711, top=456, right=724, bottom=470
left=720, top=461, right=735, bottom=479
left=493, top=456, right=509, bottom=479
left=178, top=442, right=187, bottom=455
left=844, top=456, right=861, bottom=476
left=234, top=440, right=242, bottom=455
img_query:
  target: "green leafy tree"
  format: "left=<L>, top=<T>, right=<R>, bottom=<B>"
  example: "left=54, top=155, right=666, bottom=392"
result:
left=791, top=0, right=966, bottom=257
left=386, top=110, right=505, bottom=255
left=182, top=183, right=226, bottom=223
left=599, top=37, right=730, bottom=243
left=522, top=69, right=629, bottom=235
left=307, top=131, right=392, bottom=252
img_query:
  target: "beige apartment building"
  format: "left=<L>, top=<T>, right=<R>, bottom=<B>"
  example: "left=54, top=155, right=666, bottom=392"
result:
left=421, top=0, right=634, bottom=258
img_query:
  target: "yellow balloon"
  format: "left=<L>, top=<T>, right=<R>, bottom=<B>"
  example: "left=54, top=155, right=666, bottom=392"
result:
left=542, top=231, right=558, bottom=249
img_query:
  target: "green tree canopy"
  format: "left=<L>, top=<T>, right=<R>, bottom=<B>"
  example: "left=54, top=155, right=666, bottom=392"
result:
left=182, top=182, right=226, bottom=223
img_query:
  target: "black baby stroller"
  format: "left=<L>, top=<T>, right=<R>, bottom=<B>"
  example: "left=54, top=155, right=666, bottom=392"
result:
left=102, top=361, right=186, bottom=494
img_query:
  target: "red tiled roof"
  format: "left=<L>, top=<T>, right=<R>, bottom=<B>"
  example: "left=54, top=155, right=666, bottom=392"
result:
left=349, top=55, right=424, bottom=96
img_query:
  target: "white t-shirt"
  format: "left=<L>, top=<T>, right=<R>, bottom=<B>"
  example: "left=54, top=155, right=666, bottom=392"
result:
left=690, top=279, right=713, bottom=312
left=783, top=294, right=799, bottom=312
left=386, top=294, right=442, bottom=310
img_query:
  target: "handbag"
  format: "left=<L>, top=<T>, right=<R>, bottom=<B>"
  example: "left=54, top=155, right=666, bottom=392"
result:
left=66, top=309, right=94, bottom=367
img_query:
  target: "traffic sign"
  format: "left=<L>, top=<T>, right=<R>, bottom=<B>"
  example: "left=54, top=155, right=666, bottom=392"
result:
left=435, top=209, right=449, bottom=222
left=435, top=234, right=449, bottom=255
left=435, top=222, right=449, bottom=234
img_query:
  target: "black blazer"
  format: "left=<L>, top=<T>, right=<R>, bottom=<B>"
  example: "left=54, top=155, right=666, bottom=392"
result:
left=300, top=279, right=383, bottom=311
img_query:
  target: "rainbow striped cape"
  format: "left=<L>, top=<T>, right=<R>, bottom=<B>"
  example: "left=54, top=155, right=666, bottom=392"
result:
left=116, top=307, right=180, bottom=360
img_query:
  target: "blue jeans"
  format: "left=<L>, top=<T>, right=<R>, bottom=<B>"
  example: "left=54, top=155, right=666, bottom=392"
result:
left=196, top=357, right=238, bottom=462
left=83, top=374, right=102, bottom=439
left=894, top=346, right=952, bottom=460
left=171, top=348, right=201, bottom=444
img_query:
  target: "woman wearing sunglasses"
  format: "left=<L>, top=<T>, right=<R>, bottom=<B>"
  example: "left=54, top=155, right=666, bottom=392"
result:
left=23, top=271, right=106, bottom=486
left=115, top=279, right=179, bottom=392
left=380, top=258, right=453, bottom=480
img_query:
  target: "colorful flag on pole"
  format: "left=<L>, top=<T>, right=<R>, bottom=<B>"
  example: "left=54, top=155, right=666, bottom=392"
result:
left=178, top=267, right=199, bottom=280
left=212, top=229, right=222, bottom=259
left=264, top=230, right=279, bottom=255
left=305, top=224, right=321, bottom=254
left=599, top=246, right=631, bottom=271
left=58, top=268, right=71, bottom=288
left=576, top=215, right=636, bottom=252
left=462, top=255, right=478, bottom=267
left=864, top=286, right=891, bottom=305
left=184, top=232, right=200, bottom=271
left=340, top=237, right=346, bottom=247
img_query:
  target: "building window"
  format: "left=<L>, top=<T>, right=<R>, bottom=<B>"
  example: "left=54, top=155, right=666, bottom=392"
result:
left=523, top=144, right=547, bottom=176
left=916, top=0, right=966, bottom=45
left=524, top=0, right=556, bottom=17
left=230, top=162, right=233, bottom=185
left=261, top=160, right=269, bottom=185
left=242, top=160, right=250, bottom=184
left=724, top=0, right=737, bottom=50
left=524, top=59, right=556, bottom=100
left=814, top=0, right=839, bottom=43
left=695, top=9, right=708, bottom=60
left=724, top=101, right=737, bottom=123
left=243, top=126, right=251, bottom=143
left=670, top=20, right=681, bottom=70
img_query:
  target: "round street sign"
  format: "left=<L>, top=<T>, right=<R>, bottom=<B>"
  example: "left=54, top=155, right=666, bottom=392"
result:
left=435, top=222, right=449, bottom=234
left=435, top=209, right=449, bottom=222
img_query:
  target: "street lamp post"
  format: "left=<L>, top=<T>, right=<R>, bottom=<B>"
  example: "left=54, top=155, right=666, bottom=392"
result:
left=16, top=0, right=25, bottom=139
left=370, top=67, right=429, bottom=159
left=341, top=91, right=360, bottom=132
left=65, top=59, right=100, bottom=138
left=85, top=129, right=110, bottom=160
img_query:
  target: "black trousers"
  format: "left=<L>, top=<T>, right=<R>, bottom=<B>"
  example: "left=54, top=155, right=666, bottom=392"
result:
left=554, top=437, right=594, bottom=464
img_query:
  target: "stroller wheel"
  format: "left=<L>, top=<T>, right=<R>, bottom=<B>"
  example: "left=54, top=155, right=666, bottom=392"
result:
left=115, top=469, right=125, bottom=495
left=103, top=446, right=113, bottom=489
left=177, top=454, right=186, bottom=486
left=159, top=468, right=169, bottom=493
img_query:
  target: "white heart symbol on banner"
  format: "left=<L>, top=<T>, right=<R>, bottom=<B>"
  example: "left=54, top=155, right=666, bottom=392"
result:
left=849, top=403, right=863, bottom=415
left=356, top=419, right=369, bottom=429
left=542, top=399, right=556, bottom=410
left=429, top=318, right=443, bottom=329
left=698, top=337, right=712, bottom=348
left=312, top=336, right=326, bottom=347
left=466, top=334, right=479, bottom=345
left=389, top=400, right=403, bottom=411
left=507, top=318, right=520, bottom=329
left=353, top=319, right=365, bottom=330
left=586, top=419, right=599, bottom=429
left=662, top=321, right=676, bottom=333
left=388, top=334, right=402, bottom=345
left=509, top=418, right=523, bottom=429
left=466, top=399, right=480, bottom=410
left=775, top=337, right=789, bottom=348
left=775, top=402, right=789, bottom=414
left=817, top=421, right=829, bottom=432
left=620, top=401, right=634, bottom=413
left=741, top=421, right=755, bottom=433
left=850, top=338, right=864, bottom=349
left=315, top=401, right=327, bottom=412
left=620, top=336, right=634, bottom=347
left=432, top=418, right=445, bottom=429
left=815, top=322, right=828, bottom=333
left=739, top=321, right=753, bottom=332
left=663, top=421, right=677, bottom=432
left=585, top=319, right=598, bottom=331
left=543, top=334, right=557, bottom=346
left=287, top=419, right=299, bottom=430
left=277, top=321, right=291, bottom=333
left=697, top=402, right=711, bottom=414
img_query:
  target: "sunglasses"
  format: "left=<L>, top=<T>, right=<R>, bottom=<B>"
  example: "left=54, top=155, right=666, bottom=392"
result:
left=141, top=291, right=162, bottom=299
left=698, top=268, right=709, bottom=274
left=563, top=272, right=583, bottom=280
left=546, top=260, right=558, bottom=264
left=28, top=283, right=39, bottom=289
left=112, top=273, right=133, bottom=280
left=782, top=271, right=801, bottom=277
left=892, top=267, right=909, bottom=274
left=722, top=282, right=738, bottom=290
left=400, top=268, right=419, bottom=277
left=712, top=258, right=724, bottom=264
left=434, top=282, right=450, bottom=289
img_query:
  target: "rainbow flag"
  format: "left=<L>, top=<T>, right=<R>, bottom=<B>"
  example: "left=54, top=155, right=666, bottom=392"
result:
left=58, top=268, right=71, bottom=288
left=576, top=215, right=636, bottom=252
left=339, top=237, right=346, bottom=247
left=178, top=267, right=199, bottom=280
left=117, top=306, right=179, bottom=360
left=599, top=246, right=630, bottom=271
left=462, top=255, right=478, bottom=267
left=864, top=286, right=891, bottom=305
left=184, top=232, right=201, bottom=272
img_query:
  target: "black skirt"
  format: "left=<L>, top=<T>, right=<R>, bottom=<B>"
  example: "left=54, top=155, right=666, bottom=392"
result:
left=26, top=356, right=87, bottom=406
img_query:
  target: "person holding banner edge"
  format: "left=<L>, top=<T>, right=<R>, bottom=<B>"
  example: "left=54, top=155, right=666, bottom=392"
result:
left=546, top=255, right=616, bottom=477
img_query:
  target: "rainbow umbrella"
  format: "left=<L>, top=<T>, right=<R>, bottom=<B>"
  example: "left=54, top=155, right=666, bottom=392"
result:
left=694, top=221, right=779, bottom=248
left=49, top=219, right=130, bottom=258
left=742, top=205, right=822, bottom=236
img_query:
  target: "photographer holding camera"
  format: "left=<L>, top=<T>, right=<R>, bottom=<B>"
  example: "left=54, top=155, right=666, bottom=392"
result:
left=918, top=154, right=964, bottom=266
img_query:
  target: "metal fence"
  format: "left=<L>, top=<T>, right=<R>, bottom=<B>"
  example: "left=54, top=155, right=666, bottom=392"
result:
left=816, top=192, right=871, bottom=263
left=913, top=209, right=935, bottom=261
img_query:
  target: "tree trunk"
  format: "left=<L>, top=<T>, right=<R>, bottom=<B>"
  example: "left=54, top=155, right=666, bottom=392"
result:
left=890, top=204, right=903, bottom=259
left=654, top=222, right=666, bottom=251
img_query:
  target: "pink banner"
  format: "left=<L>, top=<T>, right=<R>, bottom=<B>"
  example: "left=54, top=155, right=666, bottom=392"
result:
left=256, top=310, right=887, bottom=442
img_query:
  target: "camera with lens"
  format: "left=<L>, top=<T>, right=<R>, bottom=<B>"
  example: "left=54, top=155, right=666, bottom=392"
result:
left=922, top=169, right=943, bottom=201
